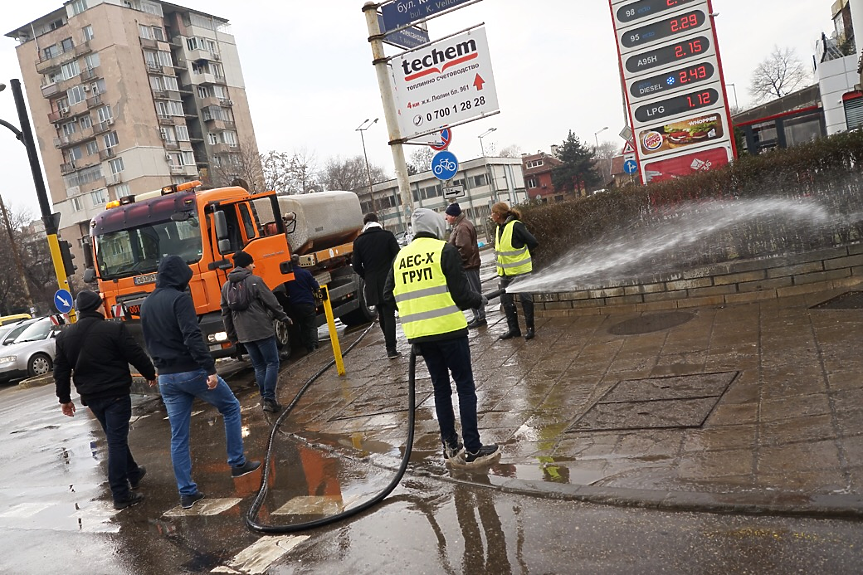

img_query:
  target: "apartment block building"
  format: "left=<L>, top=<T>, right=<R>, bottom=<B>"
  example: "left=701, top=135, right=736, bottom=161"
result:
left=6, top=0, right=259, bottom=271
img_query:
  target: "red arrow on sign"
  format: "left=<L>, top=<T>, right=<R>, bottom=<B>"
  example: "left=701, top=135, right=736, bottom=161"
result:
left=473, top=74, right=485, bottom=91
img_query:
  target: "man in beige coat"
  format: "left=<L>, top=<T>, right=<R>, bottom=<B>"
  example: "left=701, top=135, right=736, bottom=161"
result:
left=445, top=203, right=486, bottom=328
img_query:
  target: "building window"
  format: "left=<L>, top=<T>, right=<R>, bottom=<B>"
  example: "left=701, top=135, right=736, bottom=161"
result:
left=212, top=85, right=227, bottom=99
left=61, top=37, right=74, bottom=53
left=84, top=53, right=100, bottom=70
left=526, top=176, right=537, bottom=188
left=71, top=0, right=88, bottom=15
left=526, top=159, right=544, bottom=169
left=68, top=146, right=83, bottom=161
left=109, top=157, right=124, bottom=174
left=97, top=105, right=113, bottom=123
left=197, top=86, right=209, bottom=98
left=86, top=141, right=98, bottom=156
left=62, top=121, right=77, bottom=136
left=114, top=183, right=130, bottom=196
left=90, top=188, right=108, bottom=206
left=175, top=125, right=190, bottom=141
left=43, top=44, right=59, bottom=60
left=71, top=196, right=84, bottom=212
left=472, top=174, right=487, bottom=187
left=157, top=51, right=173, bottom=67
left=67, top=85, right=85, bottom=105
left=163, top=76, right=179, bottom=91
left=160, top=126, right=176, bottom=143
left=82, top=25, right=94, bottom=42
left=79, top=115, right=92, bottom=129
left=182, top=151, right=195, bottom=165
left=207, top=133, right=218, bottom=145
left=61, top=61, right=81, bottom=81
left=103, top=131, right=119, bottom=149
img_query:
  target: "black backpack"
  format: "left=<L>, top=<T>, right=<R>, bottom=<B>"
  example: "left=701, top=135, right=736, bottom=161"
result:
left=226, top=280, right=252, bottom=311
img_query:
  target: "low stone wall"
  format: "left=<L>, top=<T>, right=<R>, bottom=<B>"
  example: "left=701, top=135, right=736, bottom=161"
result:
left=533, top=244, right=863, bottom=317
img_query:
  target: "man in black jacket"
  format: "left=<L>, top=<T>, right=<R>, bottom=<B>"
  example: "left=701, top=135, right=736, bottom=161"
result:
left=141, top=256, right=259, bottom=510
left=352, top=212, right=401, bottom=358
left=54, top=290, right=157, bottom=510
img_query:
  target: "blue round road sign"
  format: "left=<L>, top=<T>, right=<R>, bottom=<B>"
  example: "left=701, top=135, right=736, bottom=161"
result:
left=431, top=150, right=459, bottom=181
left=624, top=159, right=638, bottom=175
left=54, top=289, right=73, bottom=314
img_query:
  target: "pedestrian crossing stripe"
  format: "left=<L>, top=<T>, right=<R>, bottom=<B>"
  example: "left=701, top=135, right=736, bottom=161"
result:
left=211, top=535, right=309, bottom=574
left=272, top=494, right=363, bottom=515
left=163, top=497, right=241, bottom=517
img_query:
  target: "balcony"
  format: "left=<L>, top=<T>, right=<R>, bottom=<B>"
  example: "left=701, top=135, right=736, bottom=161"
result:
left=53, top=135, right=70, bottom=148
left=61, top=161, right=78, bottom=175
left=65, top=186, right=80, bottom=198
left=35, top=54, right=62, bottom=74
left=196, top=73, right=226, bottom=86
left=209, top=143, right=230, bottom=154
left=75, top=41, right=92, bottom=57
left=99, top=147, right=116, bottom=161
left=54, top=126, right=94, bottom=149
left=219, top=98, right=233, bottom=107
left=41, top=82, right=59, bottom=98
left=93, top=119, right=114, bottom=134
left=106, top=173, right=123, bottom=185
left=157, top=115, right=175, bottom=126
left=86, top=93, right=103, bottom=109
left=80, top=66, right=100, bottom=81
left=164, top=140, right=180, bottom=151
left=49, top=108, right=72, bottom=124
left=145, top=62, right=162, bottom=73
left=140, top=37, right=158, bottom=50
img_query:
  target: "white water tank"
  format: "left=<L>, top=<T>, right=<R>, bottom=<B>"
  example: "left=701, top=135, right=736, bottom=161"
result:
left=277, top=191, right=363, bottom=255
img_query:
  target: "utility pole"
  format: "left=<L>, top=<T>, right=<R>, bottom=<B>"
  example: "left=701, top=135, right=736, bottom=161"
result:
left=0, top=196, right=34, bottom=312
left=363, top=3, right=414, bottom=226
left=4, top=79, right=75, bottom=321
left=356, top=118, right=380, bottom=217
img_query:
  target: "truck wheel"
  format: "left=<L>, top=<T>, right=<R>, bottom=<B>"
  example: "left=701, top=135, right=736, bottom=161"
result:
left=339, top=277, right=378, bottom=327
left=273, top=319, right=291, bottom=350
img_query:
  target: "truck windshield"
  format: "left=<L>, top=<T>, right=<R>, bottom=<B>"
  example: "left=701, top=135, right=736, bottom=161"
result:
left=95, top=216, right=202, bottom=279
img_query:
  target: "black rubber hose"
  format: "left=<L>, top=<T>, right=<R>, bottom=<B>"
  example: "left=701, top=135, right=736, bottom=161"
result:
left=244, top=323, right=417, bottom=534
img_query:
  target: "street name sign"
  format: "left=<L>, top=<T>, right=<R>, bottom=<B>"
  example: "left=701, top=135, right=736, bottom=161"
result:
left=391, top=26, right=499, bottom=141
left=377, top=14, right=430, bottom=49
left=382, top=0, right=474, bottom=32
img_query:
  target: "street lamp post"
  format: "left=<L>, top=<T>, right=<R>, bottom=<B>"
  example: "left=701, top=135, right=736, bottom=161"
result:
left=478, top=127, right=496, bottom=157
left=594, top=126, right=609, bottom=149
left=726, top=83, right=739, bottom=110
left=356, top=118, right=379, bottom=217
left=1, top=79, right=75, bottom=321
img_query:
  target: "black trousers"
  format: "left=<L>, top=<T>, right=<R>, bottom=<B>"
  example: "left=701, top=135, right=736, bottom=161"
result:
left=499, top=274, right=534, bottom=333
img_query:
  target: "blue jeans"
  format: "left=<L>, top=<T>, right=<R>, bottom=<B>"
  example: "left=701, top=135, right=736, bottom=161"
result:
left=416, top=336, right=481, bottom=452
left=87, top=394, right=143, bottom=503
left=159, top=369, right=246, bottom=496
left=243, top=336, right=280, bottom=401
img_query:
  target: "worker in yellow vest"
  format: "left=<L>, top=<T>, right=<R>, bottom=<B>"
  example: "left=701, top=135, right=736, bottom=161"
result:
left=491, top=202, right=539, bottom=340
left=384, top=208, right=500, bottom=467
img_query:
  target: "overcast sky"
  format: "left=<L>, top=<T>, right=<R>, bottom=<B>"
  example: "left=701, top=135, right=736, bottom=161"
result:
left=0, top=0, right=832, bottom=219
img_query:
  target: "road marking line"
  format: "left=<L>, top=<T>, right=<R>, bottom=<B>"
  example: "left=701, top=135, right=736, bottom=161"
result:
left=163, top=497, right=241, bottom=517
left=0, top=502, right=53, bottom=518
left=211, top=535, right=309, bottom=574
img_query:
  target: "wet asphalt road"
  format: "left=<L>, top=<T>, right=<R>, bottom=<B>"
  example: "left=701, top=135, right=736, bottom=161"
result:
left=3, top=365, right=863, bottom=574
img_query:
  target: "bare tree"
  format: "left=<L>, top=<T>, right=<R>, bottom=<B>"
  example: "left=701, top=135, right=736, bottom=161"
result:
left=208, top=138, right=265, bottom=191
left=409, top=147, right=434, bottom=174
left=319, top=155, right=387, bottom=192
left=593, top=141, right=618, bottom=186
left=261, top=149, right=319, bottom=195
left=0, top=204, right=54, bottom=314
left=498, top=144, right=522, bottom=158
left=749, top=46, right=810, bottom=103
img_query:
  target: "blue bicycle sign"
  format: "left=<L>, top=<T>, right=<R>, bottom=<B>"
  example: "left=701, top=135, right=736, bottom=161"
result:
left=431, top=151, right=459, bottom=181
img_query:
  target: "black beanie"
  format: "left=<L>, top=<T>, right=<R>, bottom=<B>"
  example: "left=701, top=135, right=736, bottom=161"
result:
left=233, top=250, right=254, bottom=268
left=75, top=290, right=103, bottom=313
left=445, top=203, right=461, bottom=217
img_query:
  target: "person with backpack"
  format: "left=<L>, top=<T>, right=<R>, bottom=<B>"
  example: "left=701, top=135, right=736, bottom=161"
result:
left=285, top=254, right=321, bottom=354
left=221, top=250, right=292, bottom=413
left=54, top=290, right=157, bottom=510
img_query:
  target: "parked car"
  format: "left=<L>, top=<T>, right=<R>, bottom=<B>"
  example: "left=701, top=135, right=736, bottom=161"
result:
left=0, top=313, right=32, bottom=326
left=0, top=318, right=63, bottom=382
left=0, top=318, right=38, bottom=346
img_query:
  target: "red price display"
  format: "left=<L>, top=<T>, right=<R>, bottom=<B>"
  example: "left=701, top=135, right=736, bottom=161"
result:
left=635, top=88, right=720, bottom=123
left=616, top=0, right=697, bottom=24
left=621, top=10, right=706, bottom=49
left=625, top=36, right=711, bottom=74
left=630, top=62, right=715, bottom=99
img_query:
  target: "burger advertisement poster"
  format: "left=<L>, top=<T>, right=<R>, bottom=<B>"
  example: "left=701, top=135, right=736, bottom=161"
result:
left=638, top=113, right=725, bottom=156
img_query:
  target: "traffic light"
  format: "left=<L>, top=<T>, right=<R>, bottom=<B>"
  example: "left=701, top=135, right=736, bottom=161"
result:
left=58, top=240, right=77, bottom=277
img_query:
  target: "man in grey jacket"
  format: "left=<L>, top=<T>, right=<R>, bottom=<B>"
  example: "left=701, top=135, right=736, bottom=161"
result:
left=220, top=250, right=291, bottom=412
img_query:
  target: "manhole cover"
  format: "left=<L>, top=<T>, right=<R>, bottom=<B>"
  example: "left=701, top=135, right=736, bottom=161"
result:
left=568, top=371, right=738, bottom=432
left=811, top=291, right=863, bottom=310
left=608, top=311, right=695, bottom=336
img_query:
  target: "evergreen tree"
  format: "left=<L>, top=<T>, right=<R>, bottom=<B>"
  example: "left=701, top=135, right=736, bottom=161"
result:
left=551, top=131, right=601, bottom=196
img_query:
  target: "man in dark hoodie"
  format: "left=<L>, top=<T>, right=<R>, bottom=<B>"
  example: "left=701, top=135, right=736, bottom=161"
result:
left=220, top=249, right=291, bottom=413
left=54, top=290, right=157, bottom=510
left=384, top=208, right=499, bottom=468
left=140, top=255, right=260, bottom=510
left=352, top=212, right=401, bottom=358
left=285, top=253, right=321, bottom=355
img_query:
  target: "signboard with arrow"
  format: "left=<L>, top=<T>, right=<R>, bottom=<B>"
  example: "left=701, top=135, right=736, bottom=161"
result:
left=390, top=26, right=499, bottom=141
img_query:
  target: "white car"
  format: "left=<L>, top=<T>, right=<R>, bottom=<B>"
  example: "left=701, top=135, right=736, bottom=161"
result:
left=0, top=318, right=63, bottom=382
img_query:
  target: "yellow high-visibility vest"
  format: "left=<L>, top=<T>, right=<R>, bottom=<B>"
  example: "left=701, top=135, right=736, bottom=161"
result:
left=495, top=220, right=533, bottom=276
left=392, top=237, right=467, bottom=340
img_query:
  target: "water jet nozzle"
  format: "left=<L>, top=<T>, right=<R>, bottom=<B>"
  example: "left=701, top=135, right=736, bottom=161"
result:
left=483, top=288, right=504, bottom=301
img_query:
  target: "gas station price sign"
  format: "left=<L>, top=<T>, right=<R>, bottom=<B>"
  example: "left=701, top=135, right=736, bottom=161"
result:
left=610, top=0, right=736, bottom=183
left=616, top=0, right=699, bottom=25
left=619, top=10, right=707, bottom=50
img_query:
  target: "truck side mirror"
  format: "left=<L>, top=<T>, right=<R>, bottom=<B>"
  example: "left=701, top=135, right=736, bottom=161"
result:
left=214, top=210, right=229, bottom=241
left=82, top=268, right=96, bottom=283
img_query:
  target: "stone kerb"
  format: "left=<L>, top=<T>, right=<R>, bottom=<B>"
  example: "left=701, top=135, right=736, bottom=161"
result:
left=532, top=244, right=863, bottom=317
